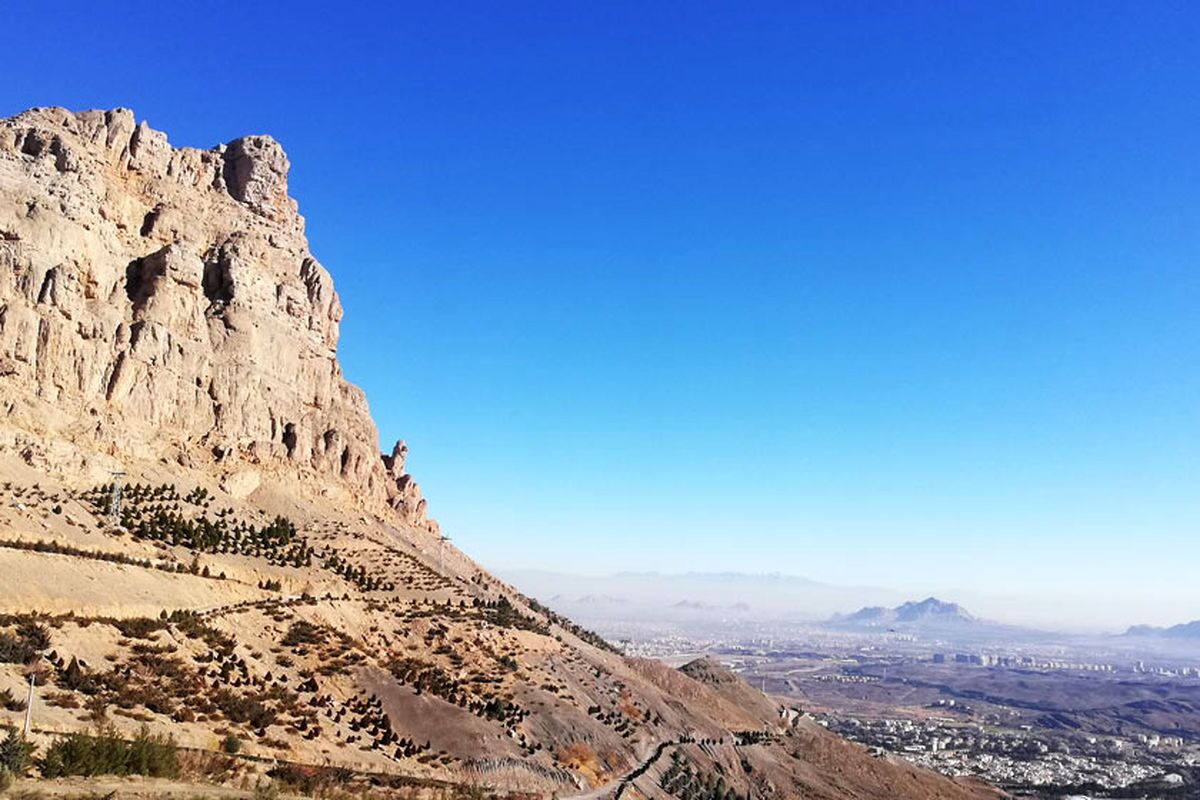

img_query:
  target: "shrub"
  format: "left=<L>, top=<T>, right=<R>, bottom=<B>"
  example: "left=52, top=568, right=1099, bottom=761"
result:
left=476, top=597, right=549, bottom=635
left=0, top=725, right=33, bottom=774
left=170, top=613, right=235, bottom=655
left=43, top=691, right=80, bottom=709
left=176, top=748, right=239, bottom=783
left=266, top=763, right=353, bottom=794
left=0, top=688, right=26, bottom=713
left=210, top=689, right=276, bottom=729
left=221, top=734, right=241, bottom=754
left=111, top=618, right=167, bottom=640
left=14, top=623, right=49, bottom=651
left=281, top=621, right=325, bottom=648
left=38, top=725, right=178, bottom=778
left=0, top=621, right=50, bottom=664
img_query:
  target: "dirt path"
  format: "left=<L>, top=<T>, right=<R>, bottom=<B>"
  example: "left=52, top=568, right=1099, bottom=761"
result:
left=564, top=738, right=685, bottom=800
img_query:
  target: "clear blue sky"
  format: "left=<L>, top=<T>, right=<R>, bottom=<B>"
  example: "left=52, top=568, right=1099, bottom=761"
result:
left=3, top=2, right=1197, bottom=626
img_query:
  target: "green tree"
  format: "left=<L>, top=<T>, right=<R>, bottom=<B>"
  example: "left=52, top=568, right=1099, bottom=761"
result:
left=0, top=725, right=33, bottom=775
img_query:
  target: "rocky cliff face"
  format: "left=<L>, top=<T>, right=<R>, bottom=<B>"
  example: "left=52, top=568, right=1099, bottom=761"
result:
left=0, top=107, right=434, bottom=531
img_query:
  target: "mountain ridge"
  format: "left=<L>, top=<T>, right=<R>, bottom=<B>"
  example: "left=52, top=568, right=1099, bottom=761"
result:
left=831, top=597, right=976, bottom=627
left=1124, top=620, right=1200, bottom=639
left=0, top=106, right=1002, bottom=800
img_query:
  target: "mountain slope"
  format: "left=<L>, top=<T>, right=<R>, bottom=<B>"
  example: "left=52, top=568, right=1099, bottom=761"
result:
left=831, top=597, right=975, bottom=628
left=0, top=106, right=1001, bottom=800
left=1125, top=620, right=1200, bottom=639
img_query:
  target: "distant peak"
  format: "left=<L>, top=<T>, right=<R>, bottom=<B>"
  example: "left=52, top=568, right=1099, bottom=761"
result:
left=833, top=596, right=975, bottom=627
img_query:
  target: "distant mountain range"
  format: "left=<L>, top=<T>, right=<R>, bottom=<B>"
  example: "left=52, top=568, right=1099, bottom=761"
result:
left=1124, top=620, right=1200, bottom=639
left=829, top=597, right=976, bottom=628
left=501, top=569, right=907, bottom=623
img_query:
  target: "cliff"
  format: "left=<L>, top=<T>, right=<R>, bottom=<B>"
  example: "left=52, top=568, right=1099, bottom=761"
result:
left=0, top=107, right=433, bottom=530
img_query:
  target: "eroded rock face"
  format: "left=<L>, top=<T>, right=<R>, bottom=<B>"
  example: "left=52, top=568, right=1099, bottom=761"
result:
left=0, top=107, right=436, bottom=532
left=221, top=135, right=293, bottom=220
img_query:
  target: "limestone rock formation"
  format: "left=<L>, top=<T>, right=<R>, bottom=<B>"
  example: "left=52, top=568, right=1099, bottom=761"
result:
left=0, top=107, right=435, bottom=532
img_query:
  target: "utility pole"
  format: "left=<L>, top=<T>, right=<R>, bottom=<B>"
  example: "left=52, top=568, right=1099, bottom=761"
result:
left=22, top=673, right=33, bottom=735
left=438, top=534, right=451, bottom=573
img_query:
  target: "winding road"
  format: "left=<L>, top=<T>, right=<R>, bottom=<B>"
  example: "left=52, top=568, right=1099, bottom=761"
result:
left=564, top=737, right=689, bottom=800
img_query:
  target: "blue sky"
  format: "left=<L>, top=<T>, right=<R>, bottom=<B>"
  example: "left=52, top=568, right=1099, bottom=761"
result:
left=3, top=2, right=1197, bottom=625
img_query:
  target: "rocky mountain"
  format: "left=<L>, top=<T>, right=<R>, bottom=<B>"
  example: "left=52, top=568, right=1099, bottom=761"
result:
left=1125, top=621, right=1200, bottom=640
left=0, top=106, right=433, bottom=531
left=0, top=107, right=1002, bottom=800
left=832, top=597, right=976, bottom=628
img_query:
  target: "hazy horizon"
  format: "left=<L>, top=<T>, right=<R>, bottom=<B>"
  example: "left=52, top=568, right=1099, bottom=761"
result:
left=496, top=566, right=1193, bottom=633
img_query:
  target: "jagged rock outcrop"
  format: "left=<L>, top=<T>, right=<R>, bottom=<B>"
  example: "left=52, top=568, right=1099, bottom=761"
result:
left=0, top=107, right=435, bottom=531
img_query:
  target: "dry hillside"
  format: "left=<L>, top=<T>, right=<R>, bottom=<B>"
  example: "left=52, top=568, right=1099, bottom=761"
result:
left=0, top=106, right=1003, bottom=800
